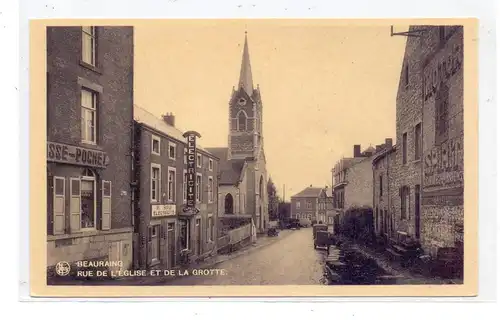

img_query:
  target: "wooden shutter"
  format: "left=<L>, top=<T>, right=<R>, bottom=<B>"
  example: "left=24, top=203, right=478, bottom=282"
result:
left=70, top=178, right=81, bottom=232
left=53, top=177, right=66, bottom=235
left=102, top=180, right=112, bottom=230
left=147, top=227, right=152, bottom=266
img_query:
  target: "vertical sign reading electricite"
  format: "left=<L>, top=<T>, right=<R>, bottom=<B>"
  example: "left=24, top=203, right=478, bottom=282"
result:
left=183, top=131, right=201, bottom=211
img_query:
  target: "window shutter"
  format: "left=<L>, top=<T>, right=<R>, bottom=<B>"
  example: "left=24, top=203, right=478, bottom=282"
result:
left=53, top=177, right=66, bottom=235
left=102, top=180, right=112, bottom=230
left=70, top=178, right=81, bottom=232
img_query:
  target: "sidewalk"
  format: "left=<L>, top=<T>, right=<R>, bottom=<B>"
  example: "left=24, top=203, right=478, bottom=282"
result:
left=339, top=238, right=462, bottom=285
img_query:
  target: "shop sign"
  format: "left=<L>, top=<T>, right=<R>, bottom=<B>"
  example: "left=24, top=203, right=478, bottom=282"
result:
left=424, top=43, right=463, bottom=101
left=423, top=136, right=464, bottom=188
left=47, top=141, right=109, bottom=168
left=182, top=131, right=201, bottom=209
left=152, top=204, right=176, bottom=218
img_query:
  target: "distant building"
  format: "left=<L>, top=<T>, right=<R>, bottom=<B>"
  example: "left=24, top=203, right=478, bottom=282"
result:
left=46, top=26, right=134, bottom=279
left=133, top=106, right=219, bottom=269
left=318, top=187, right=336, bottom=232
left=290, top=186, right=323, bottom=225
left=207, top=33, right=269, bottom=234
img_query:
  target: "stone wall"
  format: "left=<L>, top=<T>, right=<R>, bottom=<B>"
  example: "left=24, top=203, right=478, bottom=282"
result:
left=344, top=157, right=374, bottom=209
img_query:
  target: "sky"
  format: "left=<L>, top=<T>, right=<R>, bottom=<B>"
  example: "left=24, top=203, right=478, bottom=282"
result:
left=133, top=20, right=408, bottom=201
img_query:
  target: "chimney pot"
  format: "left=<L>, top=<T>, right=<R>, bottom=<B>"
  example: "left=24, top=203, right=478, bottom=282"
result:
left=353, top=145, right=361, bottom=157
left=162, top=113, right=175, bottom=127
left=385, top=138, right=393, bottom=148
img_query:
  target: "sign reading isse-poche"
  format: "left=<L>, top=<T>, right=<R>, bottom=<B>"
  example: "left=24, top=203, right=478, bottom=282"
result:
left=183, top=131, right=201, bottom=209
left=47, top=141, right=110, bottom=168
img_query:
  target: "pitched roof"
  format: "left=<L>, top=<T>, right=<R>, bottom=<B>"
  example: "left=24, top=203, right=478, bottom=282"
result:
left=205, top=147, right=246, bottom=185
left=133, top=104, right=209, bottom=152
left=291, top=187, right=324, bottom=198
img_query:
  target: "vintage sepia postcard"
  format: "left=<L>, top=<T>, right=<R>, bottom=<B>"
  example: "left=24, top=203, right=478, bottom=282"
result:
left=29, top=18, right=478, bottom=297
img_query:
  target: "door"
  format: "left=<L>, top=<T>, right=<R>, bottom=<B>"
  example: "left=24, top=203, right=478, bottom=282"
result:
left=108, top=241, right=122, bottom=274
left=196, top=218, right=201, bottom=256
left=167, top=222, right=175, bottom=268
left=415, top=185, right=421, bottom=239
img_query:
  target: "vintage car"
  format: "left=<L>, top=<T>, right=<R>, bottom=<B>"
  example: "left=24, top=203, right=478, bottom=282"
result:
left=314, top=230, right=330, bottom=250
left=313, top=224, right=328, bottom=240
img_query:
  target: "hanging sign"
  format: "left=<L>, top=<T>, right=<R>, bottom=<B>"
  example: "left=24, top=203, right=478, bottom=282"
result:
left=182, top=131, right=201, bottom=211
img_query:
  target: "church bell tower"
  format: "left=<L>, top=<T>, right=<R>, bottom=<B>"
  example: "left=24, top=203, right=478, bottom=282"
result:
left=228, top=32, right=263, bottom=160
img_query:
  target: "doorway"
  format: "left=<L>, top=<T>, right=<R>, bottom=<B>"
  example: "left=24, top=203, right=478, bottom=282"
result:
left=167, top=222, right=175, bottom=268
left=196, top=218, right=201, bottom=256
left=415, top=185, right=421, bottom=239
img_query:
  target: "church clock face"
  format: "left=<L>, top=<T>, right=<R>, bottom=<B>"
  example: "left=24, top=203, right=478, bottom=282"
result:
left=237, top=98, right=246, bottom=106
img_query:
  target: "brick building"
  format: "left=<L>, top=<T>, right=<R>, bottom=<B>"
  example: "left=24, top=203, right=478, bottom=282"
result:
left=372, top=139, right=396, bottom=238
left=46, top=26, right=134, bottom=279
left=133, top=106, right=219, bottom=269
left=290, top=186, right=323, bottom=226
left=207, top=33, right=269, bottom=234
left=393, top=26, right=464, bottom=261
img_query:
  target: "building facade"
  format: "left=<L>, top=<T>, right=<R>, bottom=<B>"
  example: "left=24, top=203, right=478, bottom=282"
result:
left=207, top=33, right=269, bottom=234
left=133, top=106, right=219, bottom=269
left=318, top=188, right=336, bottom=231
left=393, top=26, right=464, bottom=260
left=372, top=140, right=396, bottom=238
left=420, top=26, right=464, bottom=258
left=290, top=186, right=323, bottom=225
left=46, top=26, right=135, bottom=279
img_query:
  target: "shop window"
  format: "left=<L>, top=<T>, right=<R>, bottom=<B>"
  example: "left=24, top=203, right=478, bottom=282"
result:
left=167, top=167, right=176, bottom=202
left=52, top=176, right=66, bottom=235
left=81, top=88, right=97, bottom=144
left=168, top=142, right=176, bottom=160
left=82, top=26, right=96, bottom=66
left=179, top=220, right=190, bottom=250
left=151, top=135, right=160, bottom=155
left=151, top=164, right=161, bottom=203
left=196, top=173, right=202, bottom=202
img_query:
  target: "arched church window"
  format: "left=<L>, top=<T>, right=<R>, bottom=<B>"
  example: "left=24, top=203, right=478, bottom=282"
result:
left=237, top=111, right=247, bottom=132
left=224, top=193, right=234, bottom=214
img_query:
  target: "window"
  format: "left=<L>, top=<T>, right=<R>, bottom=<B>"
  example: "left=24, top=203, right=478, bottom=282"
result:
left=404, top=64, right=409, bottom=87
left=184, top=148, right=187, bottom=164
left=415, top=123, right=422, bottom=160
left=80, top=169, right=96, bottom=230
left=197, top=154, right=202, bottom=168
left=435, top=85, right=450, bottom=144
left=402, top=132, right=408, bottom=164
left=207, top=217, right=213, bottom=242
left=168, top=142, right=176, bottom=160
left=179, top=219, right=190, bottom=250
left=209, top=159, right=213, bottom=171
left=81, top=88, right=97, bottom=144
left=296, top=201, right=301, bottom=209
left=196, top=173, right=202, bottom=202
left=53, top=177, right=66, bottom=235
left=379, top=175, right=383, bottom=196
left=151, top=164, right=161, bottom=203
left=150, top=226, right=160, bottom=262
left=102, top=180, right=112, bottom=230
left=237, top=110, right=247, bottom=131
left=151, top=135, right=160, bottom=155
left=208, top=176, right=214, bottom=203
left=183, top=170, right=187, bottom=202
left=82, top=26, right=96, bottom=66
left=306, top=201, right=312, bottom=209
left=400, top=186, right=410, bottom=220
left=167, top=168, right=176, bottom=202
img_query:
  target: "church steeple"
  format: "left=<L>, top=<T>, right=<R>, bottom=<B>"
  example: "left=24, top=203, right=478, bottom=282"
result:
left=238, top=32, right=254, bottom=96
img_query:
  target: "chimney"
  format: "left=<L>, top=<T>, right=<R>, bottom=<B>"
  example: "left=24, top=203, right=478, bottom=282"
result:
left=353, top=145, right=361, bottom=157
left=376, top=145, right=383, bottom=153
left=385, top=138, right=393, bottom=148
left=162, top=113, right=175, bottom=127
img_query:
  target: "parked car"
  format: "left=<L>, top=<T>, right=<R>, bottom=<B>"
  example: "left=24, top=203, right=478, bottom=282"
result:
left=287, top=218, right=301, bottom=230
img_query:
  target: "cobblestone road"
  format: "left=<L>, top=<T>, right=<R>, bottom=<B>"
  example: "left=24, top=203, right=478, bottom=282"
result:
left=168, top=227, right=326, bottom=285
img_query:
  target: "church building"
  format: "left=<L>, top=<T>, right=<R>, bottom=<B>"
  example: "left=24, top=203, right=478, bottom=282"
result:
left=207, top=33, right=269, bottom=234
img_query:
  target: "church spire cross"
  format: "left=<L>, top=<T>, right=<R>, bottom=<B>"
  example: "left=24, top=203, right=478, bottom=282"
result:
left=238, top=32, right=254, bottom=96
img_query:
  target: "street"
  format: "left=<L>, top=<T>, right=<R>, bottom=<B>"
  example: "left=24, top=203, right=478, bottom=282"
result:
left=167, top=228, right=326, bottom=285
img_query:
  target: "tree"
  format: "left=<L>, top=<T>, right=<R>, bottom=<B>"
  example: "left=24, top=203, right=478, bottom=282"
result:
left=267, top=177, right=280, bottom=220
